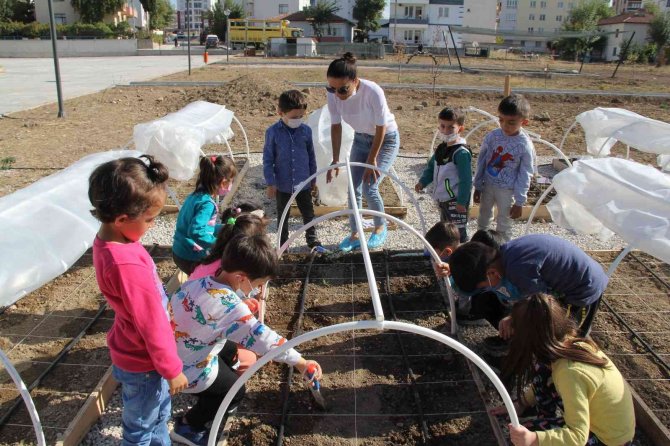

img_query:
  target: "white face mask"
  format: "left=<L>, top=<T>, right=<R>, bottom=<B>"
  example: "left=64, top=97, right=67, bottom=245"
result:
left=286, top=118, right=303, bottom=129
left=439, top=132, right=460, bottom=144
left=235, top=277, right=261, bottom=300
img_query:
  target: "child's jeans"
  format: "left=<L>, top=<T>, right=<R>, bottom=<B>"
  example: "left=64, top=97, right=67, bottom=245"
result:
left=524, top=362, right=632, bottom=446
left=348, top=131, right=400, bottom=230
left=438, top=199, right=469, bottom=242
left=112, top=365, right=171, bottom=446
left=477, top=185, right=515, bottom=241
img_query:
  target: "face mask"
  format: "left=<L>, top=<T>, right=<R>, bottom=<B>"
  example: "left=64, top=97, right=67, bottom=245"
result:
left=218, top=184, right=231, bottom=196
left=488, top=276, right=522, bottom=302
left=286, top=118, right=303, bottom=129
left=439, top=132, right=460, bottom=144
left=235, top=278, right=261, bottom=300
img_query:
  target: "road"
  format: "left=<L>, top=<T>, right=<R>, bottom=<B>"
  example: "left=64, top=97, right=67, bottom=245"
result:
left=0, top=55, right=225, bottom=116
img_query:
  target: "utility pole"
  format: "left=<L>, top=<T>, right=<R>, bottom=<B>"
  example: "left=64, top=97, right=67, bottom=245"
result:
left=224, top=9, right=231, bottom=63
left=393, top=0, right=398, bottom=43
left=47, top=0, right=65, bottom=117
left=187, top=0, right=192, bottom=75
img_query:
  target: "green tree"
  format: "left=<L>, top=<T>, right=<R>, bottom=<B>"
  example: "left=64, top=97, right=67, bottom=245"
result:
left=555, top=0, right=612, bottom=61
left=0, top=0, right=34, bottom=23
left=352, top=0, right=385, bottom=42
left=205, top=0, right=243, bottom=42
left=303, top=0, right=339, bottom=38
left=70, top=0, right=125, bottom=23
left=643, top=1, right=660, bottom=16
left=648, top=11, right=670, bottom=66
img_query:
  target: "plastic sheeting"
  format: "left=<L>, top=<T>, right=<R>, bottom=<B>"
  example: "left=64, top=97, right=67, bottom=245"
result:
left=576, top=108, right=670, bottom=164
left=133, top=101, right=235, bottom=181
left=0, top=150, right=142, bottom=308
left=307, top=105, right=354, bottom=206
left=547, top=158, right=670, bottom=264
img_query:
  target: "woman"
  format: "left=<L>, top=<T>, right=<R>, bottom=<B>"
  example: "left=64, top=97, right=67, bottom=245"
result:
left=325, top=52, right=400, bottom=251
left=491, top=294, right=634, bottom=446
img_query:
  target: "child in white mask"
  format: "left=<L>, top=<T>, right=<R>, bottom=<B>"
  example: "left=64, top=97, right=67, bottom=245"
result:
left=415, top=107, right=473, bottom=242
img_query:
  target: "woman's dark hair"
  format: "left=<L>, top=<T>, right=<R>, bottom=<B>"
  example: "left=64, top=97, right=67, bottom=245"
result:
left=327, top=52, right=357, bottom=80
left=448, top=241, right=499, bottom=293
left=201, top=213, right=269, bottom=266
left=220, top=234, right=278, bottom=280
left=195, top=155, right=237, bottom=195
left=88, top=155, right=169, bottom=223
left=504, top=294, right=608, bottom=394
left=470, top=229, right=505, bottom=250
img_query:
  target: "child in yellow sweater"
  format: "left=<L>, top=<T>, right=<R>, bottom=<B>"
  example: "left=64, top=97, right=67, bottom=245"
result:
left=492, top=294, right=634, bottom=446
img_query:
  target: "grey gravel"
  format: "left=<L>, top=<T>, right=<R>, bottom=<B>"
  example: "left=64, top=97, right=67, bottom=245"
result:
left=85, top=153, right=624, bottom=444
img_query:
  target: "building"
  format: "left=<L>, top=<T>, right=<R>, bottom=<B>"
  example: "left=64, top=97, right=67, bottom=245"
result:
left=612, top=0, right=670, bottom=14
left=283, top=10, right=355, bottom=42
left=240, top=0, right=310, bottom=19
left=176, top=0, right=214, bottom=32
left=498, top=0, right=578, bottom=51
left=598, top=10, right=654, bottom=61
left=388, top=0, right=497, bottom=48
left=34, top=0, right=147, bottom=29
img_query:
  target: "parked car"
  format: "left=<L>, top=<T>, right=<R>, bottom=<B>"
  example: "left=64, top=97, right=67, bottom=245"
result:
left=205, top=34, right=219, bottom=49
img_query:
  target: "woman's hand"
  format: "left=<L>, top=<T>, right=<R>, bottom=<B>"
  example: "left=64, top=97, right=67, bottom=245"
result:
left=509, top=424, right=538, bottom=446
left=326, top=160, right=340, bottom=183
left=362, top=159, right=379, bottom=185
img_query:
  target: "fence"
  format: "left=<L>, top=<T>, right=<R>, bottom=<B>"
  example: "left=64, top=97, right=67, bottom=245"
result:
left=266, top=41, right=385, bottom=59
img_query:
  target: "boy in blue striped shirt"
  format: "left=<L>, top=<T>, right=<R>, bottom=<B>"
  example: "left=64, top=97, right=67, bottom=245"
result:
left=263, top=90, right=321, bottom=249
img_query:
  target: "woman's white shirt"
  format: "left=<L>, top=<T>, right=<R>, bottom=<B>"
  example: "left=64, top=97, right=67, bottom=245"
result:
left=327, top=78, right=398, bottom=135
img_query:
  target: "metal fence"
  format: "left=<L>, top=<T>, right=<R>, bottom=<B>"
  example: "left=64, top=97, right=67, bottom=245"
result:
left=266, top=41, right=385, bottom=59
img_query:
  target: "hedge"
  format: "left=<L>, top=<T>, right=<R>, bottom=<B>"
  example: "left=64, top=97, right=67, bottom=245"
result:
left=0, top=21, right=134, bottom=39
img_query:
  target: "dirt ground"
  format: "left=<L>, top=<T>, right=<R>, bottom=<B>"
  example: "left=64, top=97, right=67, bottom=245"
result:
left=2, top=64, right=670, bottom=199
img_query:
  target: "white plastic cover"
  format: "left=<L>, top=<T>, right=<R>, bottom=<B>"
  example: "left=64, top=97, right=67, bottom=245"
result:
left=307, top=105, right=354, bottom=206
left=133, top=101, right=235, bottom=181
left=576, top=108, right=670, bottom=163
left=547, top=158, right=670, bottom=264
left=0, top=150, right=142, bottom=308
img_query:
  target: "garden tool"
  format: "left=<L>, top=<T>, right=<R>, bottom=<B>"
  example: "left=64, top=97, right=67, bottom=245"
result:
left=305, top=363, right=327, bottom=410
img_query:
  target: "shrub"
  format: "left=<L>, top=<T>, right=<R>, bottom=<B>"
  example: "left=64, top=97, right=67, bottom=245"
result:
left=0, top=21, right=24, bottom=38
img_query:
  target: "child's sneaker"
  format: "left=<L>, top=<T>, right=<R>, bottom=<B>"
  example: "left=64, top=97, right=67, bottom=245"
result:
left=308, top=241, right=329, bottom=254
left=483, top=335, right=510, bottom=357
left=170, top=417, right=208, bottom=446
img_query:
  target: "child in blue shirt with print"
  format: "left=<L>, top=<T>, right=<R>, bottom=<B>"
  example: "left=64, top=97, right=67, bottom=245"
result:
left=263, top=90, right=321, bottom=249
left=474, top=94, right=534, bottom=241
left=173, top=155, right=237, bottom=274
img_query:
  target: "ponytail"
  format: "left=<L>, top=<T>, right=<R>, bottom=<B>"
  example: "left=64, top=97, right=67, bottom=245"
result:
left=327, top=52, right=357, bottom=80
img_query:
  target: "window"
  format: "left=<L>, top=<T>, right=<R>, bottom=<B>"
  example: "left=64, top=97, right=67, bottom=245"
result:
left=612, top=47, right=618, bottom=56
left=539, top=14, right=545, bottom=21
left=54, top=13, right=66, bottom=24
left=326, top=27, right=339, bottom=36
left=615, top=28, right=619, bottom=38
left=568, top=2, right=574, bottom=9
left=416, top=6, right=423, bottom=19
left=279, top=4, right=288, bottom=14
left=530, top=0, right=536, bottom=7
left=528, top=27, right=534, bottom=32
left=540, top=1, right=547, bottom=8
left=536, top=41, right=542, bottom=47
left=403, top=29, right=421, bottom=42
left=538, top=27, right=544, bottom=33
left=404, top=5, right=414, bottom=17
left=666, top=0, right=670, bottom=7
left=557, top=1, right=563, bottom=7
left=439, top=7, right=449, bottom=17
left=193, top=2, right=201, bottom=7
left=556, top=15, right=562, bottom=21
left=506, top=0, right=517, bottom=8
left=529, top=13, right=535, bottom=20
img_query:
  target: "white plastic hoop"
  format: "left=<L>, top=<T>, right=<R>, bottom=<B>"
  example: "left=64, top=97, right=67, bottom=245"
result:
left=205, top=320, right=520, bottom=446
left=0, top=348, right=46, bottom=446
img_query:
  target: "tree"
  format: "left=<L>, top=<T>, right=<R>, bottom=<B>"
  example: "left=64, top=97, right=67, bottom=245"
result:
left=303, top=0, right=339, bottom=38
left=643, top=1, right=660, bottom=17
left=555, top=0, right=612, bottom=61
left=648, top=11, right=670, bottom=66
left=0, top=0, right=34, bottom=23
left=70, top=0, right=125, bottom=23
left=352, top=0, right=385, bottom=42
left=205, top=0, right=244, bottom=42
left=137, top=0, right=173, bottom=30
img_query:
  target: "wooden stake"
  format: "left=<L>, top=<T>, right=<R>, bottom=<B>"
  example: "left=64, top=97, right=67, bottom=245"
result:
left=504, top=75, right=511, bottom=96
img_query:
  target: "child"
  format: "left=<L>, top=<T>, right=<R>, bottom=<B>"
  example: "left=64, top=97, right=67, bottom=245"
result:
left=169, top=234, right=322, bottom=445
left=470, top=228, right=505, bottom=250
left=491, top=294, right=634, bottom=446
left=473, top=94, right=534, bottom=241
left=173, top=155, right=237, bottom=274
left=416, top=107, right=472, bottom=242
left=448, top=234, right=608, bottom=353
left=263, top=89, right=321, bottom=249
left=88, top=155, right=188, bottom=444
left=425, top=221, right=461, bottom=261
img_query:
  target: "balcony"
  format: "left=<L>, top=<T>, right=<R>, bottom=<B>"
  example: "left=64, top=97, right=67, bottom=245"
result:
left=390, top=17, right=430, bottom=25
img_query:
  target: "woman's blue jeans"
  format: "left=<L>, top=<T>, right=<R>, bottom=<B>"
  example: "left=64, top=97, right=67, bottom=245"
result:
left=348, top=130, right=400, bottom=231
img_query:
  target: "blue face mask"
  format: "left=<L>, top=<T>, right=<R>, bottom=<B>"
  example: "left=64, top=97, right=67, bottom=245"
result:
left=488, top=276, right=522, bottom=302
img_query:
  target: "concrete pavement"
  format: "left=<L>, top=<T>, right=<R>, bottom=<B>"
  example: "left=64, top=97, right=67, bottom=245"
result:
left=0, top=55, right=226, bottom=116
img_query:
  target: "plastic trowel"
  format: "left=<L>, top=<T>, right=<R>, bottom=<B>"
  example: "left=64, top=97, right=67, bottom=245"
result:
left=305, top=363, right=327, bottom=410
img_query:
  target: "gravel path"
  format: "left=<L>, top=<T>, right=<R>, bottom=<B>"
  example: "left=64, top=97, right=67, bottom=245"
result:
left=84, top=153, right=624, bottom=444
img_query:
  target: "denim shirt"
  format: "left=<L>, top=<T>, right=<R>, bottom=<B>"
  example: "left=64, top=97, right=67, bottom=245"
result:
left=263, top=120, right=316, bottom=194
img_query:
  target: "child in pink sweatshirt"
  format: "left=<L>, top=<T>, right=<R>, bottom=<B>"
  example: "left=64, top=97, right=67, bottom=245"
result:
left=89, top=155, right=188, bottom=445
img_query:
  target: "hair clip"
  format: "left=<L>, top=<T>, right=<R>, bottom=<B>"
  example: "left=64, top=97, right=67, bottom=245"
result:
left=226, top=217, right=236, bottom=225
left=210, top=155, right=218, bottom=163
left=234, top=207, right=242, bottom=215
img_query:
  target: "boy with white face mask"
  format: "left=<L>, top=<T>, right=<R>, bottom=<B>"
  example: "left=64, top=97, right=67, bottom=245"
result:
left=263, top=90, right=321, bottom=249
left=415, top=107, right=473, bottom=242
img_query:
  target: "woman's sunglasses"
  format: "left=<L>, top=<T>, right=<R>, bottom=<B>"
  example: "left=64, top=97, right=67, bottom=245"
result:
left=325, top=84, right=352, bottom=95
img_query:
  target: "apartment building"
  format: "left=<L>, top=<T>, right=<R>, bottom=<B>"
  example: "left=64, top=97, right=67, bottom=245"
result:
left=176, top=0, right=214, bottom=31
left=612, top=0, right=670, bottom=14
left=34, top=0, right=148, bottom=28
left=499, top=0, right=577, bottom=51
left=237, top=0, right=310, bottom=19
left=599, top=11, right=654, bottom=61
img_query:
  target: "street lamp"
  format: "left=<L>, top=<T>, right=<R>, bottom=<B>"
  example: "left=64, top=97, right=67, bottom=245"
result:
left=187, top=0, right=192, bottom=75
left=224, top=8, right=231, bottom=62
